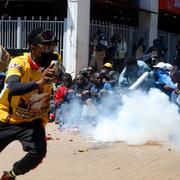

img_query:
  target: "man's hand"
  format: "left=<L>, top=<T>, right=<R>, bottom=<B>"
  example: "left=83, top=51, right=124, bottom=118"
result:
left=163, top=85, right=172, bottom=91
left=36, top=63, right=56, bottom=88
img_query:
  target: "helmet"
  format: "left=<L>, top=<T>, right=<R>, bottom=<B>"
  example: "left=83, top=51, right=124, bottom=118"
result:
left=103, top=62, right=112, bottom=69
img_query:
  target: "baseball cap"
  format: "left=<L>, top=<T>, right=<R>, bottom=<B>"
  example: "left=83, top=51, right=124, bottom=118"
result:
left=165, top=63, right=173, bottom=71
left=153, top=62, right=173, bottom=70
left=153, top=62, right=166, bottom=69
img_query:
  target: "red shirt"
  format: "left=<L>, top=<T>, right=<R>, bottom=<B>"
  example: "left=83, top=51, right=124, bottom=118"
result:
left=54, top=85, right=68, bottom=105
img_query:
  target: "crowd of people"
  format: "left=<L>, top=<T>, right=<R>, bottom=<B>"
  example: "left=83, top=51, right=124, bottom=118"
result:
left=49, top=58, right=179, bottom=126
left=0, top=28, right=180, bottom=180
left=89, top=30, right=180, bottom=71
left=47, top=32, right=180, bottom=125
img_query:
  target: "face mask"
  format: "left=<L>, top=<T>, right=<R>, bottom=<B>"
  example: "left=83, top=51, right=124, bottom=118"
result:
left=38, top=52, right=55, bottom=68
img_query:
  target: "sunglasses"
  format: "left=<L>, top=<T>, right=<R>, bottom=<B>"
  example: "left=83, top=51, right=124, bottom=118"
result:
left=38, top=30, right=57, bottom=44
left=76, top=78, right=84, bottom=80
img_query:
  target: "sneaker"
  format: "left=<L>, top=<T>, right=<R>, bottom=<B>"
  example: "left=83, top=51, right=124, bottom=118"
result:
left=0, top=171, right=16, bottom=180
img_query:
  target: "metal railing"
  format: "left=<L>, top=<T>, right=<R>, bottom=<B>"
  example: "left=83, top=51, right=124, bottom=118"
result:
left=90, top=20, right=180, bottom=62
left=0, top=17, right=179, bottom=62
left=90, top=20, right=149, bottom=56
left=0, top=16, right=64, bottom=53
left=158, top=31, right=180, bottom=62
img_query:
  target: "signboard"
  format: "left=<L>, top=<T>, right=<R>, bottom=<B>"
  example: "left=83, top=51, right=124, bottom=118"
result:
left=159, top=0, right=180, bottom=14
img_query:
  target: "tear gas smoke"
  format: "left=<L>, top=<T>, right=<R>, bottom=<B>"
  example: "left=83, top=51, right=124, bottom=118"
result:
left=60, top=88, right=180, bottom=147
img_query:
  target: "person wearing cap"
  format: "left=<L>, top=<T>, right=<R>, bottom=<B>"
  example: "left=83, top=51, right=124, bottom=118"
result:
left=0, top=27, right=58, bottom=180
left=101, top=62, right=119, bottom=88
left=103, top=62, right=112, bottom=69
left=153, top=62, right=176, bottom=98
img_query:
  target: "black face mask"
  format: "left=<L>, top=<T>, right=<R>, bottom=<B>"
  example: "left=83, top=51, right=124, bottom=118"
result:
left=38, top=52, right=55, bottom=68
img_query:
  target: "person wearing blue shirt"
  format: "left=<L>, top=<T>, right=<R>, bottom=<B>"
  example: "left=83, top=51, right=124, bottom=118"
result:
left=90, top=72, right=112, bottom=100
left=153, top=62, right=177, bottom=98
left=119, top=56, right=154, bottom=91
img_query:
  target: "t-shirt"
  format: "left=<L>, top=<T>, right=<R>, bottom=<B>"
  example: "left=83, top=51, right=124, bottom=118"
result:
left=0, top=53, right=52, bottom=125
left=154, top=69, right=177, bottom=89
left=90, top=82, right=112, bottom=94
left=54, top=85, right=67, bottom=104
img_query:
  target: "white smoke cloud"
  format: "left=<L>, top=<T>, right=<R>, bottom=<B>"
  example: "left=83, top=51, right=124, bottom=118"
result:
left=60, top=88, right=180, bottom=147
left=91, top=89, right=180, bottom=146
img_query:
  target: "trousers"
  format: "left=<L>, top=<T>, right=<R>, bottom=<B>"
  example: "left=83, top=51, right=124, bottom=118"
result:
left=0, top=119, right=47, bottom=175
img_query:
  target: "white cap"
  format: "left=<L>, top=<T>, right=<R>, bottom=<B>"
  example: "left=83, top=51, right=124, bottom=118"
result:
left=153, top=62, right=166, bottom=69
left=165, top=63, right=173, bottom=71
left=153, top=62, right=173, bottom=71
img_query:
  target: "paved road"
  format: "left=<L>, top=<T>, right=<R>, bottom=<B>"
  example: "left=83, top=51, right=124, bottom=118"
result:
left=1, top=123, right=180, bottom=180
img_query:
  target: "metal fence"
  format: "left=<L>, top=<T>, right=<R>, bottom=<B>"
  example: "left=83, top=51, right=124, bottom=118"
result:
left=0, top=17, right=180, bottom=63
left=90, top=20, right=180, bottom=63
left=90, top=20, right=149, bottom=56
left=0, top=16, right=64, bottom=53
left=158, top=31, right=180, bottom=62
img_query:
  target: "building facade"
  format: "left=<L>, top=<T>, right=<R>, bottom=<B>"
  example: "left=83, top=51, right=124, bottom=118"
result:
left=0, top=0, right=179, bottom=75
